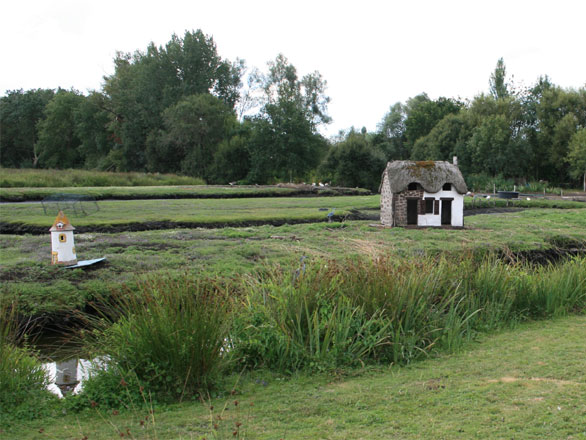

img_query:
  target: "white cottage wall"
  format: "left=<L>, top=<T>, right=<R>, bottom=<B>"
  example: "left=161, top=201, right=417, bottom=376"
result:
left=418, top=189, right=464, bottom=227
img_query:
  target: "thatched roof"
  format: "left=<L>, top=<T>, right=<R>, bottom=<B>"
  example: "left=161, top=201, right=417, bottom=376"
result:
left=381, top=161, right=467, bottom=194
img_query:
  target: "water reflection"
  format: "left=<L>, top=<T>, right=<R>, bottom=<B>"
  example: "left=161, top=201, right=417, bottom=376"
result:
left=43, top=358, right=93, bottom=398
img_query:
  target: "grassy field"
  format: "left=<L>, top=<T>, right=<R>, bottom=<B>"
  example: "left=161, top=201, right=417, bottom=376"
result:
left=1, top=188, right=585, bottom=438
left=7, top=314, right=586, bottom=439
left=1, top=208, right=585, bottom=317
left=0, top=196, right=378, bottom=230
left=0, top=184, right=371, bottom=202
left=1, top=195, right=584, bottom=234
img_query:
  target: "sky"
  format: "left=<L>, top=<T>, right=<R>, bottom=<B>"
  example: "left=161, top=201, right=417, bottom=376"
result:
left=2, top=0, right=586, bottom=138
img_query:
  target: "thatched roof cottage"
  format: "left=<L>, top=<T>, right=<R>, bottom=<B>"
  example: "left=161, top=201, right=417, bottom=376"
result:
left=380, top=160, right=467, bottom=227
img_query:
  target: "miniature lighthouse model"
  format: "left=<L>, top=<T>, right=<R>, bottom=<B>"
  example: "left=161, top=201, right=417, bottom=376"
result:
left=50, top=211, right=77, bottom=266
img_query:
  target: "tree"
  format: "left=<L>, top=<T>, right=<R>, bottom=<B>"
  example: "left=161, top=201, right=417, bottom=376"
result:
left=35, top=90, right=85, bottom=169
left=489, top=57, right=509, bottom=100
left=146, top=94, right=237, bottom=179
left=245, top=54, right=331, bottom=183
left=0, top=89, right=54, bottom=167
left=410, top=113, right=471, bottom=163
left=103, top=29, right=243, bottom=171
left=466, top=114, right=529, bottom=177
left=255, top=54, right=331, bottom=128
left=534, top=86, right=586, bottom=181
left=372, top=102, right=409, bottom=160
left=319, top=130, right=386, bottom=191
left=404, top=96, right=462, bottom=151
left=208, top=129, right=251, bottom=184
left=74, top=91, right=116, bottom=169
left=567, top=128, right=586, bottom=191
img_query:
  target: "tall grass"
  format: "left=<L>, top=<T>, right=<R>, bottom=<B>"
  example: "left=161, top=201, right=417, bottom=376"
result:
left=81, top=274, right=235, bottom=405
left=231, top=256, right=586, bottom=371
left=0, top=302, right=55, bottom=423
left=0, top=167, right=204, bottom=188
left=76, top=255, right=585, bottom=408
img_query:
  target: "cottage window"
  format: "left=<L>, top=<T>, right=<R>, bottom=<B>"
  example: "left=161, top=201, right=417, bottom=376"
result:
left=425, top=198, right=434, bottom=214
left=408, top=182, right=418, bottom=190
left=59, top=233, right=67, bottom=243
left=443, top=183, right=452, bottom=191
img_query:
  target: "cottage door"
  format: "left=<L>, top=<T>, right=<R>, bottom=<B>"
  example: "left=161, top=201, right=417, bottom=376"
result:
left=407, top=199, right=418, bottom=225
left=441, top=199, right=452, bottom=225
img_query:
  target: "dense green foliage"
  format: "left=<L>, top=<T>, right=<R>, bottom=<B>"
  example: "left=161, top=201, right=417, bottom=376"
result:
left=0, top=303, right=56, bottom=424
left=2, top=31, right=585, bottom=188
left=9, top=255, right=584, bottom=415
left=77, top=275, right=234, bottom=406
left=319, top=129, right=386, bottom=191
left=230, top=256, right=586, bottom=373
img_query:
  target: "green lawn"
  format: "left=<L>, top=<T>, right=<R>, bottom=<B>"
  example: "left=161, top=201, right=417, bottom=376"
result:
left=8, top=314, right=586, bottom=439
left=0, top=196, right=377, bottom=229
left=0, top=184, right=370, bottom=202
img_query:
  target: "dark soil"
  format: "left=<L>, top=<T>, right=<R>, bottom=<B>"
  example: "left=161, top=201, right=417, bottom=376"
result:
left=0, top=211, right=380, bottom=235
left=464, top=207, right=526, bottom=216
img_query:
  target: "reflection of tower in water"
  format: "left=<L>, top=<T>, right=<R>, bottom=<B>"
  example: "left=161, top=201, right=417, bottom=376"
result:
left=55, top=358, right=79, bottom=396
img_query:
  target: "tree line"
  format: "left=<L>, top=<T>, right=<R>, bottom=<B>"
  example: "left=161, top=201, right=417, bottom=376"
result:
left=1, top=30, right=585, bottom=190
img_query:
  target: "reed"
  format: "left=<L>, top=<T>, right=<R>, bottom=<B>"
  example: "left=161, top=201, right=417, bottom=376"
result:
left=0, top=302, right=55, bottom=423
left=232, top=255, right=586, bottom=371
left=83, top=273, right=235, bottom=404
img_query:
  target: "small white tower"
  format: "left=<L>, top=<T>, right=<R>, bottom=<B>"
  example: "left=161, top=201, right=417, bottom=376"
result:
left=50, top=211, right=77, bottom=266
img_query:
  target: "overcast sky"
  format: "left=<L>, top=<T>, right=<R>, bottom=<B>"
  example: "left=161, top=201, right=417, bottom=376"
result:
left=2, top=0, right=585, bottom=137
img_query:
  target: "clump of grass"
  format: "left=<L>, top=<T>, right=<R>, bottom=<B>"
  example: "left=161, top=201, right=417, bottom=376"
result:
left=0, top=302, right=56, bottom=424
left=81, top=273, right=236, bottom=406
left=233, top=266, right=390, bottom=372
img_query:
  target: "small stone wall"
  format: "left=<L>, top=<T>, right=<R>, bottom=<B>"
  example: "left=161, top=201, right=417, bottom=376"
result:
left=380, top=175, right=394, bottom=225
left=393, top=189, right=423, bottom=226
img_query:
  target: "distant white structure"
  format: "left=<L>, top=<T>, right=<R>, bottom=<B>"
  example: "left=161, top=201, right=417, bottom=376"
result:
left=50, top=211, right=77, bottom=265
left=380, top=159, right=467, bottom=228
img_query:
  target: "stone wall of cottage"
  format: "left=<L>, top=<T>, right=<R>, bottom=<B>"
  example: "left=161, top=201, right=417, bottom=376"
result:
left=393, top=188, right=424, bottom=226
left=380, top=174, right=394, bottom=225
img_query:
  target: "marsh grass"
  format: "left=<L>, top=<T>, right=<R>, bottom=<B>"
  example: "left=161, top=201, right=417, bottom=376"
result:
left=0, top=167, right=204, bottom=188
left=81, top=274, right=236, bottom=405
left=0, top=302, right=56, bottom=424
left=231, top=255, right=586, bottom=372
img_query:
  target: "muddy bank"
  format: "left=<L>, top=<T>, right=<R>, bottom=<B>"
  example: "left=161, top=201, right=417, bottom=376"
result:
left=464, top=207, right=526, bottom=216
left=0, top=207, right=542, bottom=235
left=0, top=210, right=380, bottom=235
